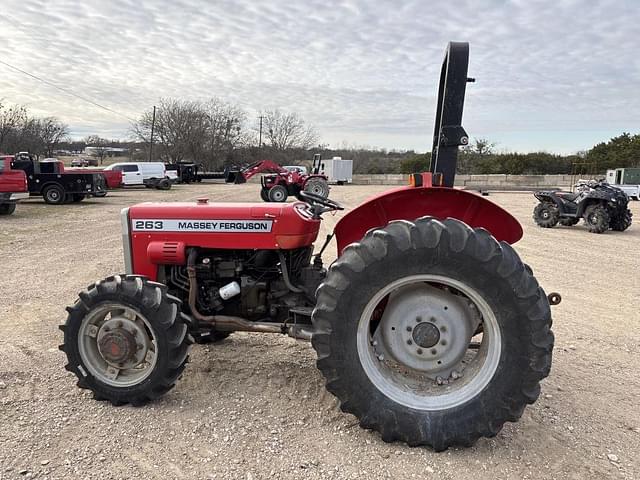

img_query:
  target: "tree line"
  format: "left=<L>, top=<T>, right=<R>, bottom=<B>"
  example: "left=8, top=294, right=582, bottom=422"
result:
left=2, top=97, right=638, bottom=175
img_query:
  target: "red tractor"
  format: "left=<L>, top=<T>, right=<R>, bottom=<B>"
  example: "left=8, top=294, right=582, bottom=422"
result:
left=226, top=156, right=329, bottom=202
left=60, top=43, right=558, bottom=450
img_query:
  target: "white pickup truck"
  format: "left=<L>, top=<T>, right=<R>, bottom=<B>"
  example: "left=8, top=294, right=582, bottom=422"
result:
left=606, top=168, right=640, bottom=200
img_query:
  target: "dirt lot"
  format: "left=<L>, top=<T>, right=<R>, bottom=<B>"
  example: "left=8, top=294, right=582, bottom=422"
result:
left=1, top=184, right=638, bottom=480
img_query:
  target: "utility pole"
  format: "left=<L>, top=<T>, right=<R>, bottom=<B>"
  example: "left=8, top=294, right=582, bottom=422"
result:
left=149, top=105, right=156, bottom=162
left=258, top=115, right=264, bottom=153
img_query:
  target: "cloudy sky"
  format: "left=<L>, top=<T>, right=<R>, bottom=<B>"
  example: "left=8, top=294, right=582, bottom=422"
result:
left=0, top=0, right=638, bottom=153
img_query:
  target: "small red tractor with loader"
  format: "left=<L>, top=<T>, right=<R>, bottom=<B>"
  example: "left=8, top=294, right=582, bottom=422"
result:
left=60, top=43, right=558, bottom=450
left=225, top=155, right=330, bottom=202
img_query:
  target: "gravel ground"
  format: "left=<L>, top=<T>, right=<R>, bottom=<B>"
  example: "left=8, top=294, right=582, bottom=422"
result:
left=0, top=184, right=638, bottom=480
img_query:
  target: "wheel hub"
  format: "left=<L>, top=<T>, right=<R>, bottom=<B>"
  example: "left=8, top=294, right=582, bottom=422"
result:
left=412, top=322, right=440, bottom=348
left=98, top=329, right=137, bottom=364
left=377, top=283, right=481, bottom=379
left=95, top=316, right=149, bottom=369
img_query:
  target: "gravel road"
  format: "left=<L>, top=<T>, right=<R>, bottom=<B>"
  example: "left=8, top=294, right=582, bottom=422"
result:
left=1, top=184, right=638, bottom=479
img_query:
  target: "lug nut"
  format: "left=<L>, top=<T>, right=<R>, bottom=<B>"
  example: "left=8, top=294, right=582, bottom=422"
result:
left=431, top=349, right=437, bottom=355
left=407, top=340, right=413, bottom=345
left=417, top=348, right=423, bottom=355
left=436, top=376, right=444, bottom=385
left=416, top=316, right=422, bottom=323
left=406, top=326, right=412, bottom=332
left=441, top=340, right=447, bottom=346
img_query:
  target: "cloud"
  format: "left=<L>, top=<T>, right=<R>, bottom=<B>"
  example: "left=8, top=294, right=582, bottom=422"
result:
left=0, top=0, right=638, bottom=153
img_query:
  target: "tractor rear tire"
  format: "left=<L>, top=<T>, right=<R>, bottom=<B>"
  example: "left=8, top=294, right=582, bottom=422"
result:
left=268, top=185, right=288, bottom=202
left=583, top=204, right=610, bottom=233
left=533, top=202, right=559, bottom=228
left=312, top=217, right=553, bottom=450
left=304, top=178, right=330, bottom=198
left=0, top=203, right=16, bottom=215
left=610, top=208, right=632, bottom=231
left=260, top=187, right=270, bottom=202
left=60, top=275, right=192, bottom=406
left=559, top=217, right=579, bottom=226
left=43, top=184, right=65, bottom=205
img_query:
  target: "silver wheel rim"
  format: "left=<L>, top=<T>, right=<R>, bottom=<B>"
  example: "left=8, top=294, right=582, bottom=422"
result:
left=271, top=189, right=285, bottom=201
left=78, top=303, right=158, bottom=387
left=356, top=275, right=502, bottom=411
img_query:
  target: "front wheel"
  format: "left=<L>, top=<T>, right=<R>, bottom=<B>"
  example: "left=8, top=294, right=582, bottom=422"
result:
left=583, top=204, right=610, bottom=233
left=260, top=187, right=270, bottom=202
left=533, top=202, right=559, bottom=228
left=0, top=203, right=16, bottom=215
left=60, top=275, right=192, bottom=406
left=312, top=218, right=553, bottom=450
left=268, top=184, right=288, bottom=202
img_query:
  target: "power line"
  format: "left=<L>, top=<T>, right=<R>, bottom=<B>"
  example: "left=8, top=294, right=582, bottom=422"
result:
left=0, top=57, right=137, bottom=123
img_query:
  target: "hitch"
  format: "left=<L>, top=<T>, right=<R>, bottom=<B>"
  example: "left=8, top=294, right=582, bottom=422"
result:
left=547, top=292, right=562, bottom=306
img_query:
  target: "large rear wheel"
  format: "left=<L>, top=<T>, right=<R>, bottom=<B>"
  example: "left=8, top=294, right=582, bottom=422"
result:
left=312, top=218, right=553, bottom=450
left=610, top=208, right=632, bottom=231
left=304, top=178, right=329, bottom=198
left=60, top=275, right=192, bottom=406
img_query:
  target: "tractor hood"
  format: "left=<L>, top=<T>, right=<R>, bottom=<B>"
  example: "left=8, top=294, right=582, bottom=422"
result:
left=124, top=201, right=321, bottom=280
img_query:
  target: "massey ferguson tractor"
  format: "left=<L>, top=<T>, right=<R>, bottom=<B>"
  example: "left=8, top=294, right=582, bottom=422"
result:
left=60, top=43, right=558, bottom=450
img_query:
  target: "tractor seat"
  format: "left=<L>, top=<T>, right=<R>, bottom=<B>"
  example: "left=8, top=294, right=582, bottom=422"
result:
left=557, top=192, right=579, bottom=202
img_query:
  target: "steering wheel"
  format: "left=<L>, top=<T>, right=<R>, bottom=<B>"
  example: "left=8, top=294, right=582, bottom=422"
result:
left=299, top=191, right=344, bottom=216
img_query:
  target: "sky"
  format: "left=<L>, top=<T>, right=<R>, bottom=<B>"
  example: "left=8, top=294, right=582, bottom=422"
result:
left=0, top=0, right=638, bottom=154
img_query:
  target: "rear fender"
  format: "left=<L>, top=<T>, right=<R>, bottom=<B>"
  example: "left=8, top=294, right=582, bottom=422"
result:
left=334, top=186, right=523, bottom=255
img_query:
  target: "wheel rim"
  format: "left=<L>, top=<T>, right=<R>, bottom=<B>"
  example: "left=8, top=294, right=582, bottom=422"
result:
left=357, top=275, right=502, bottom=411
left=271, top=189, right=285, bottom=201
left=78, top=303, right=158, bottom=387
left=48, top=190, right=60, bottom=201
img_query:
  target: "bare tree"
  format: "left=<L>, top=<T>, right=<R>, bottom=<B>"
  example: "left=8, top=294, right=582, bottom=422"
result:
left=261, top=110, right=318, bottom=151
left=132, top=98, right=248, bottom=169
left=0, top=102, right=27, bottom=153
left=39, top=117, right=69, bottom=157
left=85, top=135, right=111, bottom=164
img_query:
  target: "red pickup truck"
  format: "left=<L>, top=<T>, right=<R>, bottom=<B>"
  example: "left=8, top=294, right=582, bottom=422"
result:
left=0, top=155, right=28, bottom=215
left=64, top=166, right=123, bottom=190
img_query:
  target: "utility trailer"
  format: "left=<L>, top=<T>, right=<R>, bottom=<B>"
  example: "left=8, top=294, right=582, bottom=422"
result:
left=10, top=154, right=106, bottom=204
left=606, top=167, right=640, bottom=200
left=319, top=156, right=353, bottom=184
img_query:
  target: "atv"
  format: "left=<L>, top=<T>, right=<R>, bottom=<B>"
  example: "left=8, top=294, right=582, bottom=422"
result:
left=533, top=179, right=632, bottom=233
left=60, top=43, right=558, bottom=450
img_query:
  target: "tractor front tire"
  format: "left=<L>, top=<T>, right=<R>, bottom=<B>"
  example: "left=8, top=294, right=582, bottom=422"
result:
left=533, top=202, right=559, bottom=228
left=584, top=204, right=610, bottom=233
left=60, top=275, right=192, bottom=406
left=0, top=203, right=16, bottom=215
left=312, top=217, right=553, bottom=450
left=610, top=208, right=632, bottom=232
left=304, top=178, right=330, bottom=198
left=268, top=185, right=288, bottom=202
left=43, top=184, right=65, bottom=205
left=260, top=187, right=270, bottom=202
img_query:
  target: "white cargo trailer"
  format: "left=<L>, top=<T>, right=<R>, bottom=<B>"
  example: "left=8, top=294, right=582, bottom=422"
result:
left=321, top=157, right=353, bottom=184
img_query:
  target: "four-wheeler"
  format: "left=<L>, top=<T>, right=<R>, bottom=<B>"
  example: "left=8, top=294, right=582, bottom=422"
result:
left=10, top=153, right=106, bottom=204
left=226, top=156, right=330, bottom=202
left=0, top=155, right=28, bottom=215
left=533, top=179, right=632, bottom=233
left=60, top=42, right=558, bottom=450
